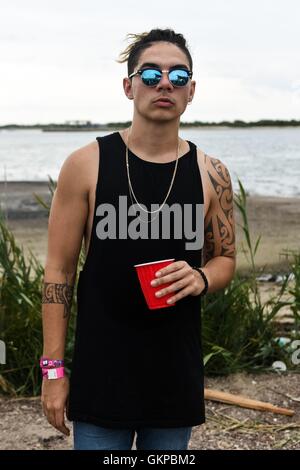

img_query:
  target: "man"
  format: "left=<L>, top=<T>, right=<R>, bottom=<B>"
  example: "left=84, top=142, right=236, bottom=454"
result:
left=41, top=28, right=236, bottom=450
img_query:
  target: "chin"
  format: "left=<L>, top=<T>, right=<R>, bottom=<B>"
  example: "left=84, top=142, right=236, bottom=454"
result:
left=137, top=107, right=181, bottom=123
left=150, top=109, right=181, bottom=121
left=150, top=115, right=179, bottom=124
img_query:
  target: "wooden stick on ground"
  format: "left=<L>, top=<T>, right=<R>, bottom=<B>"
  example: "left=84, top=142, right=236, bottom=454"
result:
left=204, top=388, right=294, bottom=416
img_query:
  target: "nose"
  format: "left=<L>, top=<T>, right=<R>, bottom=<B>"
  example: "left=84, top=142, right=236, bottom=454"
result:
left=156, top=71, right=174, bottom=91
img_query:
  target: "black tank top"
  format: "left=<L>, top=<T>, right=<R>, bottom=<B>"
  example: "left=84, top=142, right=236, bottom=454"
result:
left=67, top=131, right=206, bottom=429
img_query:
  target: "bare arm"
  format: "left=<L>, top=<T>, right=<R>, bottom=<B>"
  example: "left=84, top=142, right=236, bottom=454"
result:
left=42, top=150, right=89, bottom=357
left=200, top=154, right=236, bottom=292
left=41, top=145, right=92, bottom=435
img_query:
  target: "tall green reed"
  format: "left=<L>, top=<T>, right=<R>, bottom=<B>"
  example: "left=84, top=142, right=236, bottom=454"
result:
left=202, top=178, right=298, bottom=374
left=0, top=210, right=44, bottom=394
left=0, top=178, right=82, bottom=395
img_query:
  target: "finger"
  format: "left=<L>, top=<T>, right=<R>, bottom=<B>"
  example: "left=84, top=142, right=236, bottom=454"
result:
left=166, top=285, right=194, bottom=304
left=155, top=261, right=187, bottom=278
left=155, top=275, right=192, bottom=298
left=44, top=405, right=57, bottom=430
left=54, top=407, right=70, bottom=436
left=152, top=266, right=190, bottom=287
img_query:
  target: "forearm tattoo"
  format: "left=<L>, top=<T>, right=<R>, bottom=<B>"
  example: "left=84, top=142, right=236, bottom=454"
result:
left=204, top=154, right=235, bottom=262
left=42, top=274, right=74, bottom=319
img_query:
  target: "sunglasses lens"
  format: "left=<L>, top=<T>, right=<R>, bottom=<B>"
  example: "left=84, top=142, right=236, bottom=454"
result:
left=141, top=69, right=162, bottom=86
left=139, top=68, right=190, bottom=87
left=169, top=69, right=190, bottom=86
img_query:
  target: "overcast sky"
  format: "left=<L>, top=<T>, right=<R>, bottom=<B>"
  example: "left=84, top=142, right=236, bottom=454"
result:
left=1, top=0, right=299, bottom=124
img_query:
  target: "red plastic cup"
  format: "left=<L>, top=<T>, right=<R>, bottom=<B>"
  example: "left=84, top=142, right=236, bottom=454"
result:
left=134, top=259, right=176, bottom=310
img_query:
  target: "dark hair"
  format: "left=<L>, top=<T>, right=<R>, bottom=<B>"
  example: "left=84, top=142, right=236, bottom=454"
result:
left=117, top=28, right=193, bottom=76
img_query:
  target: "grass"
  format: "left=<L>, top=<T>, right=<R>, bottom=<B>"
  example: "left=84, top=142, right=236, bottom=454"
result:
left=0, top=210, right=44, bottom=394
left=0, top=179, right=80, bottom=395
left=206, top=407, right=300, bottom=448
left=202, top=178, right=299, bottom=374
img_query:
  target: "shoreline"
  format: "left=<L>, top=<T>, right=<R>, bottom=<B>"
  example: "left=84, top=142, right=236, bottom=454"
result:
left=0, top=181, right=299, bottom=272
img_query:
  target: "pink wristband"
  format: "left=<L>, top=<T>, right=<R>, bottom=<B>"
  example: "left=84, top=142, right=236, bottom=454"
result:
left=40, top=357, right=64, bottom=369
left=42, top=367, right=65, bottom=380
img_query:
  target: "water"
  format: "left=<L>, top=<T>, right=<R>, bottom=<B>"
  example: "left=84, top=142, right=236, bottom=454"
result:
left=0, top=127, right=299, bottom=197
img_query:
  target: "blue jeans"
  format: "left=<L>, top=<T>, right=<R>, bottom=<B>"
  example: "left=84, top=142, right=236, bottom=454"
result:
left=73, top=421, right=193, bottom=450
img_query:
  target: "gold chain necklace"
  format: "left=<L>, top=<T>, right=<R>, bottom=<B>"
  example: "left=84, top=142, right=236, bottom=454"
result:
left=125, top=127, right=180, bottom=219
left=128, top=185, right=160, bottom=223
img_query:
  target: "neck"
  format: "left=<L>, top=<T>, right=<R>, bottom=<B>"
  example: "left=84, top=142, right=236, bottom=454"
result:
left=126, top=115, right=182, bottom=161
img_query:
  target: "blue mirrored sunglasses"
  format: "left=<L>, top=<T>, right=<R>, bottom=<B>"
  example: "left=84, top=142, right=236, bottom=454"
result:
left=129, top=68, right=193, bottom=87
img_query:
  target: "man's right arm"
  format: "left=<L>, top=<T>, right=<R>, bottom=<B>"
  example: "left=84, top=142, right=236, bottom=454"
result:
left=41, top=146, right=91, bottom=435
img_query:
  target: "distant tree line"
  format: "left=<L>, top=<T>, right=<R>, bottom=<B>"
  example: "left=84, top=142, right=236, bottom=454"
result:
left=0, top=119, right=299, bottom=130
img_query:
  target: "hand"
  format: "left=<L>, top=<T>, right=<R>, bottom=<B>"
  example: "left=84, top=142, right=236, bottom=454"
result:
left=150, top=260, right=205, bottom=304
left=41, top=375, right=70, bottom=436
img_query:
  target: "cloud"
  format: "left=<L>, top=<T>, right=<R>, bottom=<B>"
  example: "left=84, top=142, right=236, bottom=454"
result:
left=0, top=0, right=299, bottom=123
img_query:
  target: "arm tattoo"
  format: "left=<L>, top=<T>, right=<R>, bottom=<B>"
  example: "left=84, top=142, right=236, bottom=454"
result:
left=42, top=274, right=74, bottom=319
left=204, top=154, right=235, bottom=262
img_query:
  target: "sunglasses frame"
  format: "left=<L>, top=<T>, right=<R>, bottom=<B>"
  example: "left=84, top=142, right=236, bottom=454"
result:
left=129, top=67, right=193, bottom=87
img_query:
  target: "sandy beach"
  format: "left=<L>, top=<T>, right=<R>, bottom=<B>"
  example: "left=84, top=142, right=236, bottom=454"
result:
left=0, top=181, right=299, bottom=273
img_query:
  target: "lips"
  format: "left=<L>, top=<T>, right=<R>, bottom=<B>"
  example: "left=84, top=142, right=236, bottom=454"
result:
left=154, top=97, right=174, bottom=104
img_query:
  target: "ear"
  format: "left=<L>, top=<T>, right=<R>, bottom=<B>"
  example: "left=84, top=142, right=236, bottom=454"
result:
left=189, top=80, right=196, bottom=102
left=123, top=77, right=134, bottom=100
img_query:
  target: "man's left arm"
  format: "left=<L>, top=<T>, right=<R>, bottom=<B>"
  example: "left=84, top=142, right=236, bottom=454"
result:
left=199, top=155, right=236, bottom=293
left=150, top=156, right=236, bottom=303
